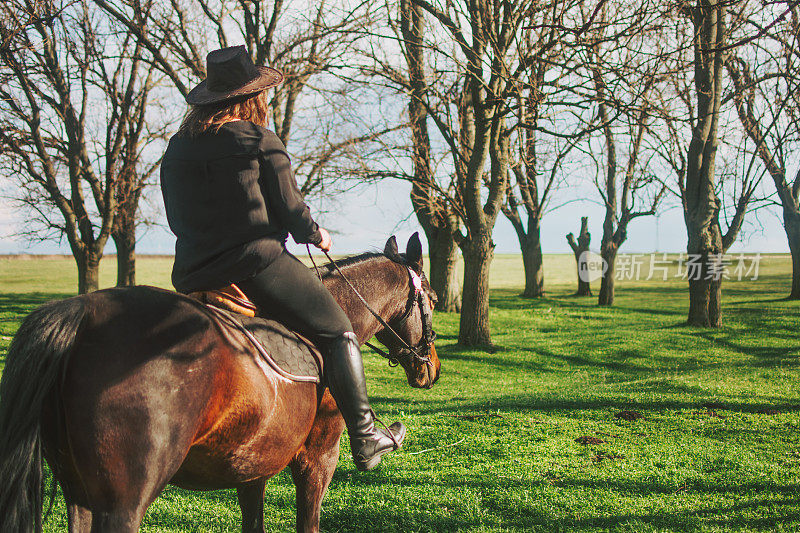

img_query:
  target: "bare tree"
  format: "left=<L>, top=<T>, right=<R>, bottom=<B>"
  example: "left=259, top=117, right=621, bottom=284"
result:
left=107, top=60, right=165, bottom=286
left=671, top=0, right=755, bottom=326
left=725, top=5, right=800, bottom=298
left=96, top=0, right=379, bottom=202
left=402, top=0, right=537, bottom=346
left=94, top=4, right=167, bottom=286
left=582, top=4, right=667, bottom=306
left=358, top=0, right=524, bottom=343
left=375, top=0, right=604, bottom=344
left=0, top=0, right=163, bottom=292
left=500, top=3, right=585, bottom=299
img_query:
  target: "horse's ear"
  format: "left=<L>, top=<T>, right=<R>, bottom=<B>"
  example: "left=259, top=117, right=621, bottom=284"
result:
left=406, top=232, right=423, bottom=272
left=384, top=235, right=399, bottom=258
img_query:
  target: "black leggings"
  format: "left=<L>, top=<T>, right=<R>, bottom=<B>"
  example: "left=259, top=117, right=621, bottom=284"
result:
left=237, top=251, right=353, bottom=346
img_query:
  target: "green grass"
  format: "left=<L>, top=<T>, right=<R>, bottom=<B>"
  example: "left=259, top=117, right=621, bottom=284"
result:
left=1, top=254, right=799, bottom=531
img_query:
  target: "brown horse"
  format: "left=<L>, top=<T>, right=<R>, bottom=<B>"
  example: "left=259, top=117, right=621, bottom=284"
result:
left=0, top=234, right=440, bottom=533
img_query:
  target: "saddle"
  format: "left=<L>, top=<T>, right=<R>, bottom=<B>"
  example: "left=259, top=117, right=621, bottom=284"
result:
left=188, top=283, right=257, bottom=317
left=189, top=284, right=322, bottom=383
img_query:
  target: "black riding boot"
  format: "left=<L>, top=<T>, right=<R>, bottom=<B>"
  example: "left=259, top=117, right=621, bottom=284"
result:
left=326, top=332, right=406, bottom=471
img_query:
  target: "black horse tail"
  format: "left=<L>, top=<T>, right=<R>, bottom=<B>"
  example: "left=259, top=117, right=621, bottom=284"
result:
left=0, top=296, right=86, bottom=533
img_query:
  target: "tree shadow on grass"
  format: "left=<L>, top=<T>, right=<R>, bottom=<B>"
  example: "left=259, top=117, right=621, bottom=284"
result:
left=369, top=386, right=800, bottom=416
left=490, top=291, right=598, bottom=312
left=0, top=292, right=72, bottom=330
left=0, top=292, right=71, bottom=364
left=322, top=466, right=800, bottom=531
left=492, top=280, right=797, bottom=320
left=435, top=335, right=681, bottom=376
left=334, top=467, right=800, bottom=499
left=689, top=330, right=799, bottom=363
left=493, top=286, right=798, bottom=370
left=0, top=292, right=72, bottom=315
left=727, top=297, right=793, bottom=305
left=520, top=345, right=653, bottom=373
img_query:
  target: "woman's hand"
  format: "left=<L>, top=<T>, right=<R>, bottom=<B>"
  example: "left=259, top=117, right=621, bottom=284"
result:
left=316, top=227, right=332, bottom=252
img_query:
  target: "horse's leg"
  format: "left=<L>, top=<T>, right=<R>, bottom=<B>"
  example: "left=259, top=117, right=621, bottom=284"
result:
left=237, top=478, right=267, bottom=533
left=88, top=512, right=147, bottom=532
left=57, top=401, right=182, bottom=533
left=290, top=391, right=346, bottom=533
left=61, top=484, right=134, bottom=533
left=66, top=507, right=92, bottom=533
left=43, top=404, right=94, bottom=533
left=46, top=426, right=147, bottom=533
left=65, top=498, right=92, bottom=533
left=64, top=489, right=92, bottom=533
left=59, top=354, right=198, bottom=533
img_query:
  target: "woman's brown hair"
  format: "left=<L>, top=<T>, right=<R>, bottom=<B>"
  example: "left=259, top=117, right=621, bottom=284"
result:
left=177, top=89, right=271, bottom=138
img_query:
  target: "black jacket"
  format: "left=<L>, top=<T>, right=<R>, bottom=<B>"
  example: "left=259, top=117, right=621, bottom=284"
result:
left=161, top=120, right=322, bottom=293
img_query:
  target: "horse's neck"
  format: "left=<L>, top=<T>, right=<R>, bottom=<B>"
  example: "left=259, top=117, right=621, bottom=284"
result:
left=323, top=258, right=408, bottom=344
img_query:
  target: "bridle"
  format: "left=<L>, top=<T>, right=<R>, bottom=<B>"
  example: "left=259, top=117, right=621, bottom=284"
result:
left=367, top=267, right=437, bottom=368
left=308, top=247, right=437, bottom=368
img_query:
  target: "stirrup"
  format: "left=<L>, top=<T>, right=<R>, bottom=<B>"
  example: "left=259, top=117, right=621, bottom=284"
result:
left=371, top=410, right=402, bottom=450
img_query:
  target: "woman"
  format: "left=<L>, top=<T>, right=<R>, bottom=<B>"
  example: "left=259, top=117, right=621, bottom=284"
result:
left=160, top=46, right=404, bottom=471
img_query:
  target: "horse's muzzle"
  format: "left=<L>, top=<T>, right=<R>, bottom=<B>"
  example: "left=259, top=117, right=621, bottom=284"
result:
left=408, top=343, right=440, bottom=389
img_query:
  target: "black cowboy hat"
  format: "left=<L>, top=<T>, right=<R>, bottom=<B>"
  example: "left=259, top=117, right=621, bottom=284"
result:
left=186, top=46, right=284, bottom=105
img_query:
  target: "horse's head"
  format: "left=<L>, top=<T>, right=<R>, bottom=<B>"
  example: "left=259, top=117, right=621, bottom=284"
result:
left=375, top=233, right=441, bottom=389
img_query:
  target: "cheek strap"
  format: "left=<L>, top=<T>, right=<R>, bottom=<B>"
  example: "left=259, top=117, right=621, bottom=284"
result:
left=408, top=268, right=436, bottom=352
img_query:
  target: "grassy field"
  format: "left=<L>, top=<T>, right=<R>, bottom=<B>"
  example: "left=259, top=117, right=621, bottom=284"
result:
left=1, top=253, right=799, bottom=532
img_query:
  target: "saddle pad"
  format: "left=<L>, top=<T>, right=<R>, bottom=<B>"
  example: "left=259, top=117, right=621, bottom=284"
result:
left=209, top=307, right=323, bottom=383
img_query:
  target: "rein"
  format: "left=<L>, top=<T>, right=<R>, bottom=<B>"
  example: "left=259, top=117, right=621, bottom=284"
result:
left=306, top=246, right=434, bottom=368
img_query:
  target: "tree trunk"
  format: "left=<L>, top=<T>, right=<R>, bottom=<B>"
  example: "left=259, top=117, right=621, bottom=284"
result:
left=428, top=227, right=461, bottom=312
left=520, top=219, right=544, bottom=298
left=686, top=239, right=723, bottom=327
left=567, top=216, right=592, bottom=296
left=598, top=245, right=618, bottom=306
left=687, top=276, right=722, bottom=326
left=684, top=200, right=724, bottom=327
left=576, top=266, right=592, bottom=296
left=682, top=0, right=726, bottom=327
left=113, top=227, right=136, bottom=287
left=400, top=0, right=462, bottom=311
left=687, top=274, right=711, bottom=326
left=784, top=210, right=800, bottom=300
left=76, top=250, right=101, bottom=294
left=458, top=233, right=494, bottom=346
left=112, top=167, right=139, bottom=287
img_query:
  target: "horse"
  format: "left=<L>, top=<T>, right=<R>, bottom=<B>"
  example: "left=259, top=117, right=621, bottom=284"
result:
left=0, top=233, right=441, bottom=533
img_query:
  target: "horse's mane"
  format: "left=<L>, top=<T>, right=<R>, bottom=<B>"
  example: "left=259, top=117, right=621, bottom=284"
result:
left=319, top=252, right=388, bottom=277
